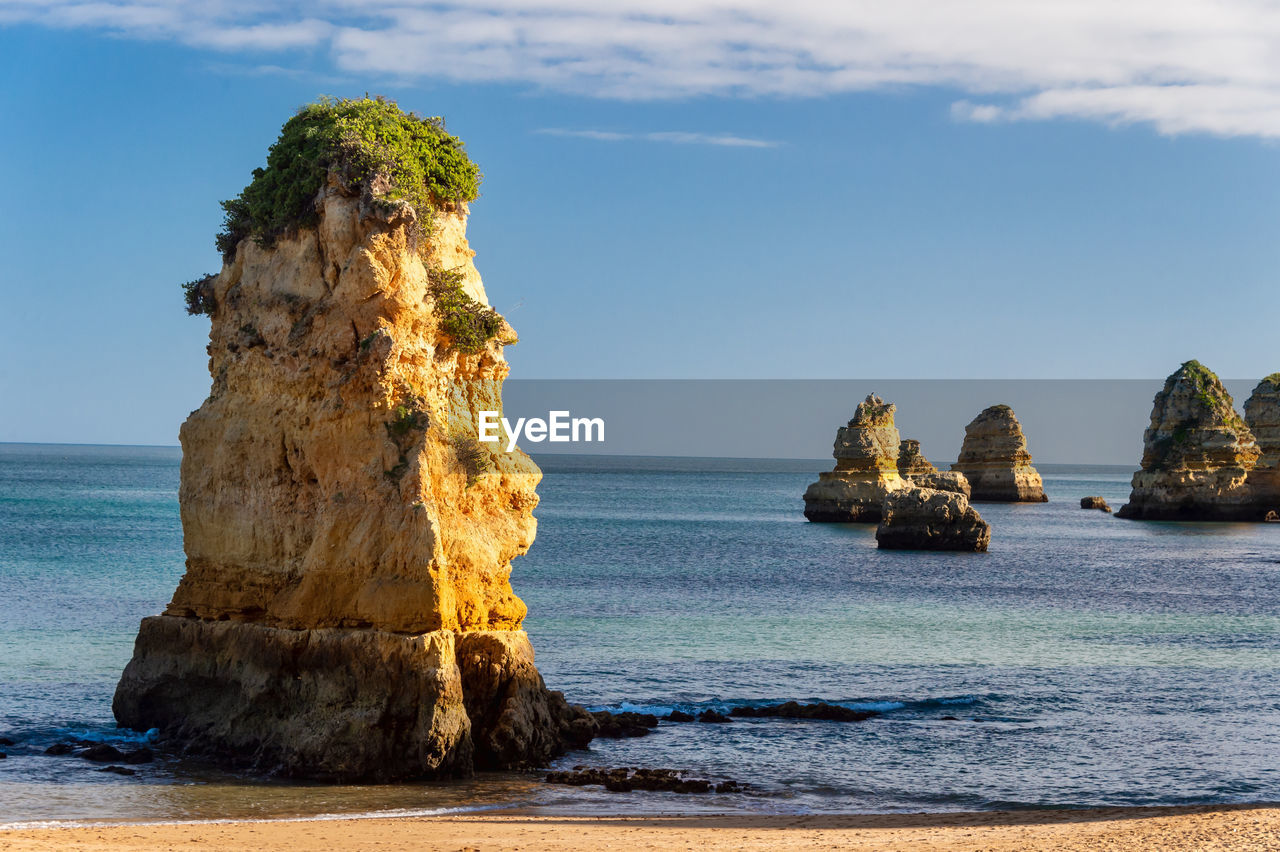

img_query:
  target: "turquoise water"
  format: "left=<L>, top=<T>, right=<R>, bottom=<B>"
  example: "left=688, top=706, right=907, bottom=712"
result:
left=1, top=444, right=1278, bottom=823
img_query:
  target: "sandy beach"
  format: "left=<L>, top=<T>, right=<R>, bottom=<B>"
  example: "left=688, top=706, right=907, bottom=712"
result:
left=4, top=805, right=1279, bottom=851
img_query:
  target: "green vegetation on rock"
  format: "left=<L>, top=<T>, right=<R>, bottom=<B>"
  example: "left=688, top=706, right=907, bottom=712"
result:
left=428, top=266, right=505, bottom=354
left=1174, top=359, right=1245, bottom=430
left=450, top=430, right=493, bottom=486
left=216, top=96, right=482, bottom=261
left=182, top=274, right=217, bottom=316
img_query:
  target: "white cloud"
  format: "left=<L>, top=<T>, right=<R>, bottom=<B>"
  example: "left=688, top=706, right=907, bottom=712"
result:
left=536, top=128, right=779, bottom=147
left=8, top=0, right=1280, bottom=137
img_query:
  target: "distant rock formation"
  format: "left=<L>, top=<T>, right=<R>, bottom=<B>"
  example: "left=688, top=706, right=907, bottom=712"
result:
left=896, top=438, right=971, bottom=496
left=803, top=395, right=909, bottom=522
left=113, top=99, right=592, bottom=781
left=1080, top=497, right=1112, bottom=512
left=952, top=405, right=1047, bottom=502
left=1244, top=374, right=1280, bottom=512
left=897, top=440, right=936, bottom=477
left=1116, top=361, right=1260, bottom=521
left=875, top=488, right=991, bottom=551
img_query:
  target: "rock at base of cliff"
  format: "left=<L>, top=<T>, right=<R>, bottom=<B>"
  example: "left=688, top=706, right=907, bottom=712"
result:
left=455, top=631, right=594, bottom=770
left=875, top=488, right=991, bottom=552
left=1080, top=497, right=1113, bottom=512
left=803, top=473, right=908, bottom=523
left=113, top=616, right=586, bottom=781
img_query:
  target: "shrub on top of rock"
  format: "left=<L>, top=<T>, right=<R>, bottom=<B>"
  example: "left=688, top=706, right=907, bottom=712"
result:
left=216, top=96, right=481, bottom=261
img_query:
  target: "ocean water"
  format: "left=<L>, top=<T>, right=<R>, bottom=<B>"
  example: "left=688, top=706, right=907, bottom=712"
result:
left=1, top=444, right=1278, bottom=825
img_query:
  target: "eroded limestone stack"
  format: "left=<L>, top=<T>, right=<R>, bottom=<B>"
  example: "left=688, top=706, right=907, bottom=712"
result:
left=898, top=438, right=970, bottom=496
left=1117, top=361, right=1260, bottom=521
left=1244, top=374, right=1280, bottom=512
left=875, top=488, right=991, bottom=551
left=952, top=405, right=1047, bottom=502
left=803, top=395, right=908, bottom=522
left=897, top=440, right=935, bottom=477
left=113, top=102, right=591, bottom=780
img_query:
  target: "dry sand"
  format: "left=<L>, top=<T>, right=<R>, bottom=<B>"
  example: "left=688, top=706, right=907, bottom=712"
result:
left=3, top=805, right=1280, bottom=851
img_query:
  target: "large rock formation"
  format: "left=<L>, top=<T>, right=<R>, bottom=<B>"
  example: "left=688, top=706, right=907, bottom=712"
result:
left=952, top=405, right=1047, bottom=502
left=898, top=438, right=970, bottom=497
left=113, top=99, right=592, bottom=780
left=803, top=395, right=909, bottom=522
left=875, top=488, right=991, bottom=551
left=1117, top=361, right=1261, bottom=521
left=1244, top=374, right=1280, bottom=512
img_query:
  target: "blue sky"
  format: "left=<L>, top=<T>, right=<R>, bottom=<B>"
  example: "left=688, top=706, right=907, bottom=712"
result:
left=2, top=3, right=1279, bottom=444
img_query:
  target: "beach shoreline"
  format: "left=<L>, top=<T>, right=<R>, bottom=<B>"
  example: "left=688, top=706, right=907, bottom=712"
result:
left=3, top=804, right=1278, bottom=851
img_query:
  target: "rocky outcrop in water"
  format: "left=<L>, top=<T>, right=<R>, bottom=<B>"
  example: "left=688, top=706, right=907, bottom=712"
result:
left=896, top=440, right=971, bottom=496
left=1117, top=361, right=1261, bottom=521
left=897, top=440, right=935, bottom=477
left=875, top=488, right=991, bottom=551
left=1244, top=374, right=1280, bottom=513
left=803, top=395, right=909, bottom=522
left=113, top=99, right=591, bottom=781
left=952, top=405, right=1047, bottom=502
left=1080, top=497, right=1113, bottom=512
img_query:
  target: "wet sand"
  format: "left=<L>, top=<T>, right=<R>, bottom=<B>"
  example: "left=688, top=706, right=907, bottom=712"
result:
left=3, top=804, right=1279, bottom=851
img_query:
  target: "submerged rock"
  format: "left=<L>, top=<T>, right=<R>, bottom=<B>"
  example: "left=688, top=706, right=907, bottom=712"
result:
left=97, top=765, right=136, bottom=776
left=875, top=488, right=991, bottom=552
left=697, top=709, right=733, bottom=723
left=727, top=701, right=877, bottom=722
left=545, top=767, right=741, bottom=794
left=112, top=100, right=588, bottom=781
left=1117, top=361, right=1261, bottom=521
left=953, top=405, right=1047, bottom=502
left=665, top=710, right=695, bottom=723
left=1080, top=497, right=1112, bottom=512
left=803, top=395, right=909, bottom=522
left=79, top=744, right=126, bottom=763
left=591, top=711, right=659, bottom=739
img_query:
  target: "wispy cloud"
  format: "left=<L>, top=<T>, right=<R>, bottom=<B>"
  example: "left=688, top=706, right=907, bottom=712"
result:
left=536, top=128, right=780, bottom=148
left=8, top=1, right=1280, bottom=137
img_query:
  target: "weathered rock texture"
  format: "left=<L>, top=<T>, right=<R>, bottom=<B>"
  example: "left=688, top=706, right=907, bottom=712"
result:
left=1244, top=374, right=1280, bottom=512
left=1117, top=361, right=1261, bottom=521
left=113, top=179, right=590, bottom=779
left=1080, top=497, right=1113, bottom=512
left=875, top=488, right=991, bottom=552
left=897, top=440, right=935, bottom=477
left=953, top=405, right=1048, bottom=502
left=896, top=439, right=970, bottom=496
left=803, top=395, right=908, bottom=522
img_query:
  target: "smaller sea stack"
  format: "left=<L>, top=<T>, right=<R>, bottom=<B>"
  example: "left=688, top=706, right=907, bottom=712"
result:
left=898, top=439, right=970, bottom=496
left=1117, top=361, right=1260, bottom=520
left=1244, top=374, right=1280, bottom=513
left=953, top=405, right=1047, bottom=502
left=875, top=488, right=990, bottom=552
left=803, top=395, right=908, bottom=522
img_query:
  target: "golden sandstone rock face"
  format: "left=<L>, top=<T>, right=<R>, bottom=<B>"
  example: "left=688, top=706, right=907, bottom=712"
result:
left=952, top=405, right=1047, bottom=503
left=803, top=395, right=909, bottom=522
left=898, top=438, right=971, bottom=497
left=113, top=185, right=590, bottom=780
left=1118, top=361, right=1261, bottom=521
